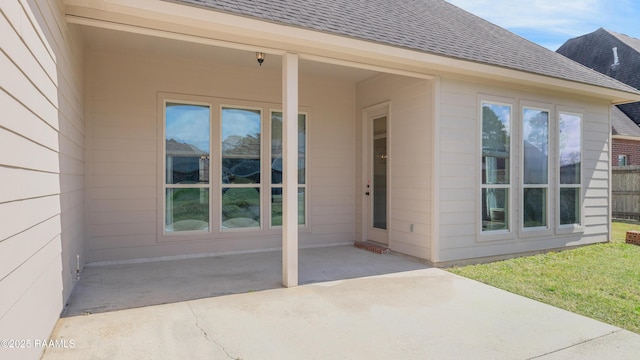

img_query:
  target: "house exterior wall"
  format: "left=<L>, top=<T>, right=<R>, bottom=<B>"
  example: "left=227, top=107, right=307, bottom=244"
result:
left=85, top=49, right=357, bottom=262
left=356, top=75, right=434, bottom=260
left=0, top=0, right=84, bottom=359
left=436, top=77, right=611, bottom=264
left=612, top=138, right=640, bottom=165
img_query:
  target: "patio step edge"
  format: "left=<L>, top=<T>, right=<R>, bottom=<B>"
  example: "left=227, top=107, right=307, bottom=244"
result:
left=354, top=241, right=391, bottom=255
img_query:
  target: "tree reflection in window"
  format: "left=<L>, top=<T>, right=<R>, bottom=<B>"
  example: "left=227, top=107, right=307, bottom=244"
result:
left=221, top=108, right=261, bottom=229
left=481, top=103, right=511, bottom=231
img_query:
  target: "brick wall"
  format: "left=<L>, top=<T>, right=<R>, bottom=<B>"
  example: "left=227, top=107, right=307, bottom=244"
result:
left=612, top=138, right=640, bottom=166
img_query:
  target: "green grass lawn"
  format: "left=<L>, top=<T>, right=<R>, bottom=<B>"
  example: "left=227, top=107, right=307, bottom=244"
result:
left=449, top=220, right=640, bottom=333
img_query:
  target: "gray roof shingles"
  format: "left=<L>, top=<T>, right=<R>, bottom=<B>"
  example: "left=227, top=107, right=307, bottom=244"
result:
left=165, top=0, right=639, bottom=95
left=557, top=28, right=640, bottom=124
left=612, top=106, right=640, bottom=137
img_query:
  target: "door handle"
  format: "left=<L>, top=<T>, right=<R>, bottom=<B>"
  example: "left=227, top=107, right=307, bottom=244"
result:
left=365, top=192, right=370, bottom=196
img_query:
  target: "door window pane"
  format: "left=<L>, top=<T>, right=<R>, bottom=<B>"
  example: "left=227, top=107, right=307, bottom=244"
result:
left=222, top=108, right=261, bottom=184
left=373, top=117, right=387, bottom=230
left=165, top=188, right=209, bottom=232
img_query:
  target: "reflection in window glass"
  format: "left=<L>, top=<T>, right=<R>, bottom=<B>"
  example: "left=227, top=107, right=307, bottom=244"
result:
left=221, top=188, right=260, bottom=228
left=523, top=188, right=547, bottom=228
left=523, top=108, right=549, bottom=229
left=165, top=188, right=209, bottom=232
left=165, top=102, right=210, bottom=233
left=523, top=108, right=548, bottom=184
left=559, top=113, right=582, bottom=226
left=560, top=188, right=580, bottom=225
left=481, top=102, right=511, bottom=232
left=222, top=108, right=261, bottom=184
left=271, top=187, right=305, bottom=226
left=482, top=188, right=508, bottom=231
left=221, top=107, right=261, bottom=229
left=166, top=103, right=210, bottom=184
left=559, top=114, right=581, bottom=185
left=271, top=113, right=306, bottom=184
left=271, top=112, right=307, bottom=227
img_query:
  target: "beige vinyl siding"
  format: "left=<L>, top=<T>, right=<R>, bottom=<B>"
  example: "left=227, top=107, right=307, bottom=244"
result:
left=356, top=75, right=434, bottom=260
left=0, top=0, right=84, bottom=358
left=437, top=77, right=611, bottom=263
left=85, top=47, right=356, bottom=262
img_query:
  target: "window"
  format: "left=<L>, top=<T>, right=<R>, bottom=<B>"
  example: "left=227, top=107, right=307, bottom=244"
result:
left=271, top=112, right=307, bottom=226
left=164, top=102, right=211, bottom=233
left=558, top=112, right=582, bottom=226
left=161, top=96, right=308, bottom=235
left=618, top=154, right=628, bottom=166
left=481, top=102, right=511, bottom=231
left=221, top=107, right=262, bottom=229
left=522, top=107, right=549, bottom=229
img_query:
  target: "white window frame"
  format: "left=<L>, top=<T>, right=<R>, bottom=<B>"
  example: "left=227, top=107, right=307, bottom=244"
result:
left=162, top=98, right=213, bottom=236
left=618, top=154, right=628, bottom=167
left=557, top=110, right=584, bottom=233
left=157, top=93, right=311, bottom=241
left=479, top=96, right=515, bottom=240
left=219, top=104, right=264, bottom=232
left=269, top=109, right=308, bottom=229
left=520, top=104, right=552, bottom=234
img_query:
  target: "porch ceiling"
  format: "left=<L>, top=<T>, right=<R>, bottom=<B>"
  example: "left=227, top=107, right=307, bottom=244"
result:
left=81, top=26, right=379, bottom=83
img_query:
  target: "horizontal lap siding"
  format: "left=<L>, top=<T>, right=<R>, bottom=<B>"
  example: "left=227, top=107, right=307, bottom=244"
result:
left=437, top=78, right=611, bottom=263
left=0, top=1, right=84, bottom=359
left=86, top=50, right=356, bottom=262
left=437, top=81, right=477, bottom=259
left=583, top=105, right=611, bottom=238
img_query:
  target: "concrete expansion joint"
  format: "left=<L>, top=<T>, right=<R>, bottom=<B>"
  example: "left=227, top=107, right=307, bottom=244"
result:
left=186, top=303, right=241, bottom=360
left=525, top=329, right=625, bottom=359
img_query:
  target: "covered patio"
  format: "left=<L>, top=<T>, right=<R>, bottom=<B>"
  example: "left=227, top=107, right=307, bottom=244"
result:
left=78, top=10, right=435, bottom=288
left=62, top=246, right=430, bottom=316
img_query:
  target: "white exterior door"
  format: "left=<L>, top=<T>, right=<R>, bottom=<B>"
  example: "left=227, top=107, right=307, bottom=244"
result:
left=364, top=105, right=389, bottom=245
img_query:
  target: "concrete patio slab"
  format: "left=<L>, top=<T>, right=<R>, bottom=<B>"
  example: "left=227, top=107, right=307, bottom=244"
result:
left=62, top=245, right=430, bottom=316
left=42, top=256, right=640, bottom=360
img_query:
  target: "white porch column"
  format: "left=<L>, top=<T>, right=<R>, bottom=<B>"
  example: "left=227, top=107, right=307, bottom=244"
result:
left=282, top=53, right=299, bottom=287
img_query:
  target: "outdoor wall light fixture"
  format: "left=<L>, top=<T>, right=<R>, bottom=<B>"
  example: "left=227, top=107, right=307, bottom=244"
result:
left=256, top=52, right=265, bottom=66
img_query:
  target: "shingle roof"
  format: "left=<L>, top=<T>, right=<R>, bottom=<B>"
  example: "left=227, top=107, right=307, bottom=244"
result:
left=612, top=106, right=640, bottom=137
left=557, top=28, right=640, bottom=90
left=608, top=30, right=640, bottom=55
left=166, top=0, right=639, bottom=95
left=557, top=28, right=640, bottom=124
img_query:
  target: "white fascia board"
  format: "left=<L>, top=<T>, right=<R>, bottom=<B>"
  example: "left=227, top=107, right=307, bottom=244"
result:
left=64, top=0, right=640, bottom=102
left=612, top=135, right=640, bottom=141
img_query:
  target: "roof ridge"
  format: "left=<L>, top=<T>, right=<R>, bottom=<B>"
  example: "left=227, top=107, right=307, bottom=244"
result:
left=604, top=28, right=640, bottom=54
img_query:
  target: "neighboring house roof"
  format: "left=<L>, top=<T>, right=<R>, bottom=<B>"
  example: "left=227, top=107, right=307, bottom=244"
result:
left=166, top=0, right=639, bottom=95
left=166, top=138, right=208, bottom=156
left=612, top=106, right=640, bottom=137
left=557, top=28, right=640, bottom=124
